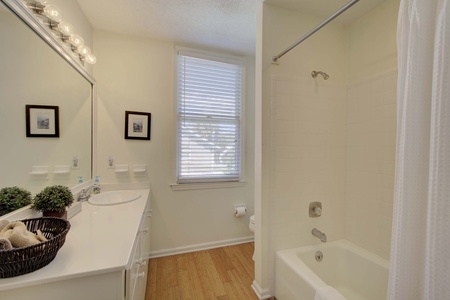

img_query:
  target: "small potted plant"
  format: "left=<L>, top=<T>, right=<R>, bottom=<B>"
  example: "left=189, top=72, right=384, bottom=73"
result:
left=0, top=186, right=32, bottom=216
left=31, top=185, right=74, bottom=219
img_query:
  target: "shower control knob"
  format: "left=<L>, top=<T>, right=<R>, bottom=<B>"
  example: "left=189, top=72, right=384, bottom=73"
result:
left=309, top=202, right=322, bottom=218
left=313, top=206, right=322, bottom=216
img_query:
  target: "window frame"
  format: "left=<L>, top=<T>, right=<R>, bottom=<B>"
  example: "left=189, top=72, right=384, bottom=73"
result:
left=172, top=47, right=246, bottom=189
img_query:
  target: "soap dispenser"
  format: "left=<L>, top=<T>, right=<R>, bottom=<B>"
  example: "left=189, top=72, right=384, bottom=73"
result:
left=93, top=176, right=101, bottom=194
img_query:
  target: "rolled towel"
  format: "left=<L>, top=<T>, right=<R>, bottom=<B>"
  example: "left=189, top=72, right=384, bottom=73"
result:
left=0, top=222, right=46, bottom=248
left=0, top=221, right=26, bottom=238
left=0, top=237, right=13, bottom=250
left=0, top=219, right=9, bottom=232
left=36, top=230, right=47, bottom=243
left=8, top=228, right=42, bottom=248
left=314, top=286, right=346, bottom=300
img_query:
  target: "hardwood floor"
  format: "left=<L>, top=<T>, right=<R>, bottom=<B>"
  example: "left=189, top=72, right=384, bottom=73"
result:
left=145, top=242, right=259, bottom=300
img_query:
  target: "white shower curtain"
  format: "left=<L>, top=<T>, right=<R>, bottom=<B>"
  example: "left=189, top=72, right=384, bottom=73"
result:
left=388, top=0, right=450, bottom=299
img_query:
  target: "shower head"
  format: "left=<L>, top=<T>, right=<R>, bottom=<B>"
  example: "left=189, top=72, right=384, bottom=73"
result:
left=311, top=71, right=329, bottom=80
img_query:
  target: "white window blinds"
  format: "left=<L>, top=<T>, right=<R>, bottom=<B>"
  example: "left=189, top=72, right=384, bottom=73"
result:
left=176, top=50, right=244, bottom=183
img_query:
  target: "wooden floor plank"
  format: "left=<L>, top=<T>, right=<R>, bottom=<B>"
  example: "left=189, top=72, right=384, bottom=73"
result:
left=193, top=250, right=224, bottom=298
left=180, top=252, right=206, bottom=300
left=145, top=242, right=256, bottom=300
left=209, top=247, right=233, bottom=283
left=227, top=268, right=259, bottom=300
left=222, top=245, right=254, bottom=286
left=147, top=257, right=158, bottom=300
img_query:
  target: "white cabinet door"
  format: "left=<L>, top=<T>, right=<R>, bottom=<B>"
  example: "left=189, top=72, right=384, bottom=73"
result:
left=134, top=259, right=148, bottom=300
left=141, top=193, right=151, bottom=260
left=127, top=194, right=151, bottom=300
left=126, top=231, right=141, bottom=300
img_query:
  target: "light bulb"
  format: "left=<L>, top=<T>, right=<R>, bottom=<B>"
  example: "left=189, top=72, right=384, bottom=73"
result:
left=69, top=34, right=84, bottom=47
left=34, top=0, right=48, bottom=5
left=43, top=5, right=63, bottom=22
left=77, top=45, right=91, bottom=56
left=84, top=53, right=97, bottom=64
left=57, top=21, right=73, bottom=36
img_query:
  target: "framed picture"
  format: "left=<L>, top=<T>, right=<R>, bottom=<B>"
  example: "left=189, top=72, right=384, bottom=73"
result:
left=26, top=105, right=60, bottom=138
left=125, top=111, right=151, bottom=140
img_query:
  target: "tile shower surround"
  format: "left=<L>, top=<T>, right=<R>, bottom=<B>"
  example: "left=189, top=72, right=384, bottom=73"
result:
left=268, top=70, right=397, bottom=261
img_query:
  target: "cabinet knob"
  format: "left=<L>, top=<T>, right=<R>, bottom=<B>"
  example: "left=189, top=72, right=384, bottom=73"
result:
left=138, top=272, right=145, bottom=278
left=138, top=259, right=147, bottom=266
left=141, top=227, right=149, bottom=233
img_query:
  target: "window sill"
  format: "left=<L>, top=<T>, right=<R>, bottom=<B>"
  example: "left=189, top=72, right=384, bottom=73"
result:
left=170, top=181, right=246, bottom=191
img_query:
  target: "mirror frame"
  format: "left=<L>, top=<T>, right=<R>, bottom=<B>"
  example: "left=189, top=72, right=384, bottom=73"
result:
left=1, top=0, right=96, bottom=182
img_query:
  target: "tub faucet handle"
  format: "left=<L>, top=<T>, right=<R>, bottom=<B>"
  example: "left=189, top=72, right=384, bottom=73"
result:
left=309, top=202, right=322, bottom=217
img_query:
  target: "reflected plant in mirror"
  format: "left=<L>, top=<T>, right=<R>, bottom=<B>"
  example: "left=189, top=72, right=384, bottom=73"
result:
left=0, top=0, right=94, bottom=215
left=0, top=186, right=32, bottom=216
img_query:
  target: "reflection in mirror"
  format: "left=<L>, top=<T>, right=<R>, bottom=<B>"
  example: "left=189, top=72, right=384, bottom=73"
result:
left=0, top=2, right=92, bottom=214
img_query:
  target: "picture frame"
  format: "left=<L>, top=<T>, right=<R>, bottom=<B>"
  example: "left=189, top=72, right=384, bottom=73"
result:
left=125, top=111, right=151, bottom=140
left=25, top=105, right=60, bottom=138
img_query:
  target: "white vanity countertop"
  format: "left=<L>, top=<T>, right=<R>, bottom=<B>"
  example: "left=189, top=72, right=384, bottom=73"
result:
left=0, top=189, right=150, bottom=292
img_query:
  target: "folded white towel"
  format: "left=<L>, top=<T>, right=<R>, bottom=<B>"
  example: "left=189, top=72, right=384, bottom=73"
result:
left=314, top=286, right=346, bottom=300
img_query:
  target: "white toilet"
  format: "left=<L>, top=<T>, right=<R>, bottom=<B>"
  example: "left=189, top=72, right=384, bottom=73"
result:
left=249, top=215, right=255, bottom=261
left=249, top=214, right=255, bottom=233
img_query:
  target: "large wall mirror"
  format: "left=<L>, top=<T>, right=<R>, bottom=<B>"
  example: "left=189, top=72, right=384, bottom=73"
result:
left=0, top=1, right=94, bottom=213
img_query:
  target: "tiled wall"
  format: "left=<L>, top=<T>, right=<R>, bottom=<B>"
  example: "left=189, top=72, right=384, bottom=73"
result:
left=346, top=70, right=397, bottom=259
left=268, top=70, right=396, bottom=261
left=269, top=75, right=347, bottom=253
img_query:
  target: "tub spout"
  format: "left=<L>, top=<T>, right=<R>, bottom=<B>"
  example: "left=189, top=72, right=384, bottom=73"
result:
left=312, top=228, right=327, bottom=243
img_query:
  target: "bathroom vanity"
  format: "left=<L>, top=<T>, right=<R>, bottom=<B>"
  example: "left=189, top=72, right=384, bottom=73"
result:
left=0, top=189, right=151, bottom=300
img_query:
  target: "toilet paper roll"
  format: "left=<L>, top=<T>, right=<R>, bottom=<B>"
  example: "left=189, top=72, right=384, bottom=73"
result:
left=234, top=206, right=246, bottom=217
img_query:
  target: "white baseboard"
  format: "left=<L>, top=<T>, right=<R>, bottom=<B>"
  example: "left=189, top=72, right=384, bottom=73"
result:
left=251, top=280, right=272, bottom=300
left=149, top=236, right=255, bottom=259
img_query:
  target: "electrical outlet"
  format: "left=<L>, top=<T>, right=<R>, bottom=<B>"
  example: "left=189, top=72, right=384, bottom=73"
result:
left=72, top=156, right=80, bottom=169
left=108, top=156, right=115, bottom=168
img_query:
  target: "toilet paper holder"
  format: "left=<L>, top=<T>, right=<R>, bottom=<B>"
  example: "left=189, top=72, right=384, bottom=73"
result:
left=234, top=204, right=247, bottom=217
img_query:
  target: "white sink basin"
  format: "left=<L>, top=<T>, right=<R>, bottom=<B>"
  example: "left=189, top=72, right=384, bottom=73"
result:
left=88, top=191, right=141, bottom=206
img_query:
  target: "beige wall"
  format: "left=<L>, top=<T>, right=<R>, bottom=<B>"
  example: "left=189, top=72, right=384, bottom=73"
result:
left=93, top=30, right=256, bottom=255
left=346, top=69, right=397, bottom=259
left=259, top=4, right=348, bottom=294
left=345, top=0, right=400, bottom=260
left=346, top=0, right=400, bottom=84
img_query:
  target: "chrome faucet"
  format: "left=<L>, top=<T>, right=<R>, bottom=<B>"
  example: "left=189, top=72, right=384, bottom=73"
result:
left=78, top=185, right=100, bottom=202
left=312, top=228, right=327, bottom=243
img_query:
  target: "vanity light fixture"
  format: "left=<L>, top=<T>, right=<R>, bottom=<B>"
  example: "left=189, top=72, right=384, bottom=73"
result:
left=34, top=0, right=48, bottom=5
left=23, top=0, right=96, bottom=65
left=57, top=21, right=73, bottom=36
left=43, top=5, right=62, bottom=22
left=77, top=45, right=91, bottom=56
left=69, top=34, right=84, bottom=48
left=83, top=53, right=97, bottom=64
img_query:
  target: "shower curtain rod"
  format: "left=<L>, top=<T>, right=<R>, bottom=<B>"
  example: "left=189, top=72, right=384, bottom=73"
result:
left=272, top=0, right=360, bottom=63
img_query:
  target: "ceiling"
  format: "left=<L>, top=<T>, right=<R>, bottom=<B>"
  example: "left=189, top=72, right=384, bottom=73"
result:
left=265, top=0, right=388, bottom=25
left=77, top=0, right=387, bottom=55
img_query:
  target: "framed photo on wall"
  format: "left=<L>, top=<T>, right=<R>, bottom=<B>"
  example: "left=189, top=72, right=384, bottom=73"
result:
left=125, top=111, right=151, bottom=140
left=25, top=105, right=60, bottom=138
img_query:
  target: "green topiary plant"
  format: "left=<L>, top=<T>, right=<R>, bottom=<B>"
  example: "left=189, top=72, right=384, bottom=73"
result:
left=0, top=186, right=32, bottom=216
left=31, top=185, right=74, bottom=215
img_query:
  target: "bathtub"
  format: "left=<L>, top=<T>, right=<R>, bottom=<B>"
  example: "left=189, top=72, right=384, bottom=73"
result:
left=275, top=240, right=389, bottom=300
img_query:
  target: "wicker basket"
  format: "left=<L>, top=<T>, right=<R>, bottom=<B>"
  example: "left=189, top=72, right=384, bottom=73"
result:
left=0, top=217, right=71, bottom=278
